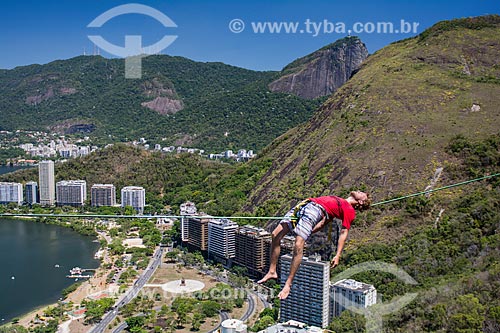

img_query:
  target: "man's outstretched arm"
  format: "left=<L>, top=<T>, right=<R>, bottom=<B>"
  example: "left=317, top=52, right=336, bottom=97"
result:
left=331, top=228, right=349, bottom=268
left=278, top=235, right=305, bottom=299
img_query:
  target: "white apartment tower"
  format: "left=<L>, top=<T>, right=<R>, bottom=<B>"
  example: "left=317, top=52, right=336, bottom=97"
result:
left=180, top=201, right=197, bottom=242
left=56, top=180, right=87, bottom=206
left=330, top=279, right=377, bottom=319
left=38, top=160, right=55, bottom=206
left=121, top=186, right=146, bottom=214
left=280, top=254, right=330, bottom=328
left=0, top=182, right=23, bottom=205
left=208, top=218, right=238, bottom=265
left=91, top=184, right=116, bottom=207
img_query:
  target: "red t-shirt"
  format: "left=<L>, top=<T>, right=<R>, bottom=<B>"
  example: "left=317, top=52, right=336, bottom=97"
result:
left=309, top=196, right=356, bottom=230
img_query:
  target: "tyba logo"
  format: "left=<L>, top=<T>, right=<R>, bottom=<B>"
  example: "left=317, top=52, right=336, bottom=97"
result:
left=87, top=3, right=177, bottom=78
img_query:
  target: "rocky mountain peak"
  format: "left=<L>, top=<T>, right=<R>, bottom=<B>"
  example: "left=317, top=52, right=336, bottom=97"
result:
left=268, top=36, right=368, bottom=99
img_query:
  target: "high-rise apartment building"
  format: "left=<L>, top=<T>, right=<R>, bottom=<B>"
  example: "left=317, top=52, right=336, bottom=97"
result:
left=208, top=219, right=238, bottom=266
left=280, top=254, right=330, bottom=328
left=180, top=201, right=197, bottom=242
left=234, top=225, right=271, bottom=278
left=56, top=180, right=87, bottom=206
left=187, top=214, right=211, bottom=252
left=91, top=184, right=116, bottom=207
left=0, top=182, right=23, bottom=205
left=38, top=160, right=55, bottom=206
left=330, top=279, right=377, bottom=319
left=25, top=181, right=39, bottom=204
left=121, top=186, right=146, bottom=214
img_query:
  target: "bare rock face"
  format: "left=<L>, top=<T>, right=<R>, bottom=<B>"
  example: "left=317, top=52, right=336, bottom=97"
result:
left=25, top=87, right=55, bottom=105
left=141, top=78, right=176, bottom=98
left=66, top=123, right=96, bottom=134
left=269, top=36, right=368, bottom=99
left=48, top=119, right=95, bottom=134
left=25, top=86, right=77, bottom=105
left=141, top=78, right=184, bottom=115
left=141, top=97, right=184, bottom=115
left=59, top=87, right=77, bottom=95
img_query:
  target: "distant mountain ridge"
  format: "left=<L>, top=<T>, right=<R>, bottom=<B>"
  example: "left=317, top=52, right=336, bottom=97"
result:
left=0, top=55, right=321, bottom=152
left=269, top=36, right=368, bottom=99
left=0, top=36, right=373, bottom=152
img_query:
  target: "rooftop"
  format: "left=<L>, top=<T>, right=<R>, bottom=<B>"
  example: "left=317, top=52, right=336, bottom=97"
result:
left=57, top=180, right=86, bottom=185
left=238, top=224, right=271, bottom=236
left=122, top=186, right=145, bottom=191
left=208, top=218, right=238, bottom=228
left=258, top=320, right=323, bottom=333
left=221, top=319, right=247, bottom=330
left=332, top=278, right=375, bottom=292
left=91, top=184, right=115, bottom=188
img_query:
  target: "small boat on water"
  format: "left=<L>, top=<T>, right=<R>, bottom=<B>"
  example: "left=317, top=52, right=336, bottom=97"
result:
left=55, top=264, right=60, bottom=268
left=70, top=267, right=83, bottom=275
left=66, top=267, right=93, bottom=279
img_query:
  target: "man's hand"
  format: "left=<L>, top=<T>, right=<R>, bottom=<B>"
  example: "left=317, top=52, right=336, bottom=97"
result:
left=330, top=255, right=340, bottom=269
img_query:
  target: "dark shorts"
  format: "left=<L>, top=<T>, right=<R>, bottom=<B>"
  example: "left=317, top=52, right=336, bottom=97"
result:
left=280, top=202, right=326, bottom=241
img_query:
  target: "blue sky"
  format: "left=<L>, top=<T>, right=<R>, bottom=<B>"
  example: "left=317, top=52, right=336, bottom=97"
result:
left=1, top=0, right=498, bottom=71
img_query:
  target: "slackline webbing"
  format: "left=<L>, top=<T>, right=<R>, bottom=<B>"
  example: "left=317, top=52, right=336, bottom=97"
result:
left=0, top=172, right=498, bottom=220
left=371, top=172, right=500, bottom=206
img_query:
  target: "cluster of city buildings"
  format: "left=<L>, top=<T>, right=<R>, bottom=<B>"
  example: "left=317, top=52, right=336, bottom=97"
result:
left=18, top=138, right=98, bottom=159
left=207, top=149, right=255, bottom=161
left=0, top=160, right=146, bottom=213
left=134, top=138, right=256, bottom=162
left=180, top=202, right=377, bottom=329
left=9, top=132, right=255, bottom=164
left=2, top=128, right=257, bottom=165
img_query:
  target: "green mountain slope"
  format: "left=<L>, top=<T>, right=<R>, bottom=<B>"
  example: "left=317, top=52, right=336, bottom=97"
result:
left=0, top=55, right=320, bottom=151
left=244, top=15, right=500, bottom=215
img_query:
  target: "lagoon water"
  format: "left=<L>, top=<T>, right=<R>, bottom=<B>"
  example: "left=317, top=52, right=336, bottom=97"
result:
left=0, top=165, right=33, bottom=176
left=0, top=219, right=100, bottom=322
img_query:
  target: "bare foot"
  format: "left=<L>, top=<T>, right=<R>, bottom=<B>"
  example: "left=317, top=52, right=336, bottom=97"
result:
left=257, top=272, right=278, bottom=284
left=278, top=284, right=291, bottom=299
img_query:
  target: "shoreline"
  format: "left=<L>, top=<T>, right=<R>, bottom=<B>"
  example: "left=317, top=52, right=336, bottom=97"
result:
left=0, top=218, right=105, bottom=330
left=13, top=302, right=59, bottom=328
left=0, top=302, right=50, bottom=326
left=0, top=215, right=37, bottom=221
left=0, top=215, right=99, bottom=238
left=12, top=247, right=109, bottom=330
